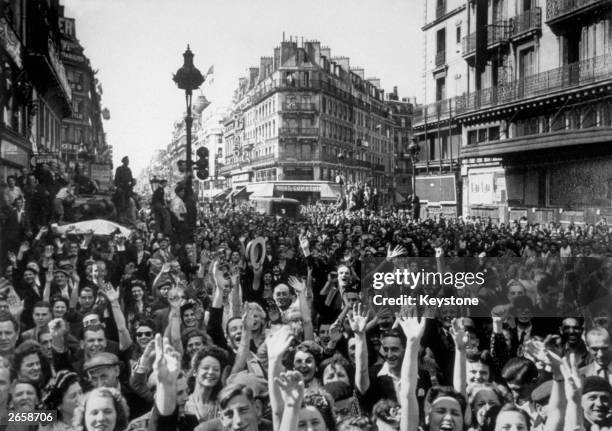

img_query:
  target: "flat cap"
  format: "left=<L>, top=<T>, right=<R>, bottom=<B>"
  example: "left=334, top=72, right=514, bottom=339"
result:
left=531, top=380, right=552, bottom=403
left=83, top=352, right=119, bottom=373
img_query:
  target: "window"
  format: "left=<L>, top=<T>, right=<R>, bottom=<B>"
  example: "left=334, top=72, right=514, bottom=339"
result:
left=456, top=26, right=461, bottom=44
left=429, top=136, right=436, bottom=159
left=467, top=130, right=478, bottom=145
left=436, top=77, right=446, bottom=101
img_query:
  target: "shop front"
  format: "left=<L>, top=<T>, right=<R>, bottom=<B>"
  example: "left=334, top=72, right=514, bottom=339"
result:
left=246, top=181, right=341, bottom=204
left=414, top=174, right=460, bottom=218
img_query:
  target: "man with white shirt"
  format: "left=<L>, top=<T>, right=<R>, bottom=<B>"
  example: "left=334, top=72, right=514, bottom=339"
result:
left=581, top=327, right=612, bottom=386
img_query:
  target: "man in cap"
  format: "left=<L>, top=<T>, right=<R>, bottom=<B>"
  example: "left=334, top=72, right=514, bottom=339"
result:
left=114, top=156, right=136, bottom=215
left=84, top=351, right=152, bottom=420
left=580, top=376, right=612, bottom=431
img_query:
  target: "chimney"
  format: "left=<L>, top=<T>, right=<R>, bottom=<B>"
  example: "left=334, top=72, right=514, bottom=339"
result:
left=393, top=86, right=398, bottom=97
left=248, top=67, right=259, bottom=88
left=273, top=47, right=281, bottom=71
left=304, top=40, right=321, bottom=65
left=367, top=78, right=381, bottom=89
left=321, top=46, right=331, bottom=59
left=332, top=56, right=350, bottom=73
left=280, top=41, right=298, bottom=66
left=351, top=68, right=364, bottom=79
left=259, top=57, right=273, bottom=80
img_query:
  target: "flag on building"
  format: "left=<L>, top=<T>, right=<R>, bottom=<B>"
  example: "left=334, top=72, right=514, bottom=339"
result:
left=206, top=65, right=214, bottom=85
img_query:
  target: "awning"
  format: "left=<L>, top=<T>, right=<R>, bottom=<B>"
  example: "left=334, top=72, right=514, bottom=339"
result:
left=212, top=189, right=231, bottom=200
left=320, top=183, right=342, bottom=200
left=248, top=183, right=275, bottom=198
left=228, top=187, right=250, bottom=200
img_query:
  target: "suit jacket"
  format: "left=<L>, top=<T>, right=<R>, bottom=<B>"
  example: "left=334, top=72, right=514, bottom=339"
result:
left=579, top=361, right=612, bottom=386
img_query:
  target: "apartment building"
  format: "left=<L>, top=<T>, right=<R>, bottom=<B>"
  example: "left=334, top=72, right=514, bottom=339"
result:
left=219, top=38, right=406, bottom=205
left=459, top=0, right=612, bottom=224
left=413, top=0, right=468, bottom=218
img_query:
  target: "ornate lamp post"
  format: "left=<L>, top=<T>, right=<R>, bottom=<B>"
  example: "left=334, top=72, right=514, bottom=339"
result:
left=173, top=45, right=204, bottom=236
left=408, top=138, right=420, bottom=203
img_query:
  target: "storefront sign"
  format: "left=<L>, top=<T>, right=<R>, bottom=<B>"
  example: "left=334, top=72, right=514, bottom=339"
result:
left=275, top=184, right=320, bottom=192
left=469, top=173, right=495, bottom=205
left=0, top=18, right=22, bottom=68
left=30, top=152, right=60, bottom=167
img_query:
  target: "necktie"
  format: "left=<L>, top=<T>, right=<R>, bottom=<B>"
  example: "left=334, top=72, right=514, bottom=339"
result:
left=519, top=330, right=526, bottom=345
left=598, top=367, right=609, bottom=382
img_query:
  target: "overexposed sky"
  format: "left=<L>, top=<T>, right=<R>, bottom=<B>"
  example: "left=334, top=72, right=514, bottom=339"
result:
left=62, top=0, right=423, bottom=175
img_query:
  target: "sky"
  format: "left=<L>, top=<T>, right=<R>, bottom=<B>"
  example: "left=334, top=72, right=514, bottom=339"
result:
left=62, top=0, right=423, bottom=176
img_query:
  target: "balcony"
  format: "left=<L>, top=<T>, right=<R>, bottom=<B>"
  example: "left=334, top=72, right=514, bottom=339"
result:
left=487, top=22, right=511, bottom=48
left=278, top=127, right=319, bottom=138
left=546, top=0, right=611, bottom=26
left=455, top=54, right=612, bottom=115
left=510, top=8, right=542, bottom=40
left=462, top=32, right=477, bottom=58
left=414, top=98, right=458, bottom=125
left=282, top=102, right=316, bottom=111
left=435, top=50, right=446, bottom=68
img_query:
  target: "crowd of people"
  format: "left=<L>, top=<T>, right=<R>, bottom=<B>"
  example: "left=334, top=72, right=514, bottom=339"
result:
left=0, top=171, right=611, bottom=431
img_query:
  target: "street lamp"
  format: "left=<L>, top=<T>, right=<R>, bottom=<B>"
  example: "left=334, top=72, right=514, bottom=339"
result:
left=173, top=45, right=205, bottom=236
left=408, top=138, right=420, bottom=202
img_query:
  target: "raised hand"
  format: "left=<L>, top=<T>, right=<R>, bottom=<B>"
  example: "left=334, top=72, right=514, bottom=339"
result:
left=242, top=305, right=256, bottom=332
left=7, top=289, right=24, bottom=317
left=102, top=283, right=120, bottom=303
left=288, top=276, right=306, bottom=295
left=275, top=370, right=305, bottom=408
left=560, top=353, right=582, bottom=403
left=19, top=242, right=30, bottom=254
left=266, top=325, right=294, bottom=359
left=395, top=307, right=426, bottom=345
left=348, top=303, right=368, bottom=335
left=449, top=318, right=469, bottom=351
left=140, top=339, right=157, bottom=368
left=154, top=334, right=180, bottom=386
left=48, top=318, right=67, bottom=338
left=386, top=244, right=407, bottom=261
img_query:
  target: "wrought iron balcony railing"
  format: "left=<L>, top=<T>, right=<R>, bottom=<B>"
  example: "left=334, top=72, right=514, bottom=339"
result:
left=414, top=54, right=612, bottom=124
left=510, top=7, right=542, bottom=38
left=282, top=102, right=316, bottom=111
left=546, top=0, right=610, bottom=23
left=487, top=22, right=511, bottom=46
left=278, top=127, right=319, bottom=137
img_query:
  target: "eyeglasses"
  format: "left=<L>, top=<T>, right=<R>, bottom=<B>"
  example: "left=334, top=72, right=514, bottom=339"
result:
left=136, top=331, right=152, bottom=338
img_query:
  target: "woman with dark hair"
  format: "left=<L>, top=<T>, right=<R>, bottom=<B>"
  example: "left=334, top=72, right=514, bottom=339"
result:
left=41, top=370, right=83, bottom=431
left=124, top=280, right=150, bottom=332
left=72, top=387, right=129, bottom=431
left=11, top=340, right=52, bottom=390
left=286, top=340, right=325, bottom=392
left=184, top=345, right=229, bottom=422
left=50, top=296, right=70, bottom=320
